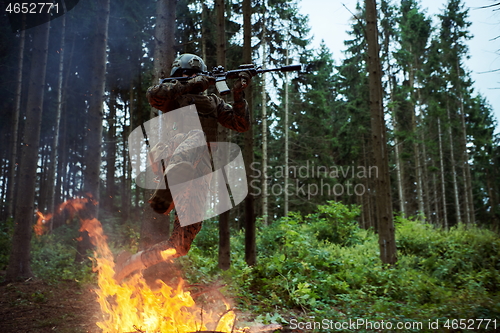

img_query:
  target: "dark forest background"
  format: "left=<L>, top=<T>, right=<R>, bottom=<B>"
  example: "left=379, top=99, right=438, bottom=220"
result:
left=1, top=0, right=499, bottom=243
left=1, top=0, right=500, bottom=328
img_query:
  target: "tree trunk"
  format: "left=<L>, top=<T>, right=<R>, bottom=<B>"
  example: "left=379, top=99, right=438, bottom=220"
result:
left=54, top=109, right=68, bottom=229
left=485, top=168, right=499, bottom=229
left=458, top=85, right=475, bottom=225
left=243, top=0, right=256, bottom=266
left=409, top=75, right=424, bottom=220
left=419, top=119, right=431, bottom=222
left=38, top=144, right=50, bottom=212
left=6, top=17, right=51, bottom=281
left=389, top=75, right=405, bottom=217
left=153, top=0, right=177, bottom=82
left=1, top=156, right=7, bottom=214
left=55, top=33, right=76, bottom=224
left=46, top=14, right=66, bottom=232
left=365, top=0, right=397, bottom=265
left=261, top=12, right=268, bottom=225
left=6, top=17, right=26, bottom=220
left=431, top=159, right=440, bottom=225
left=133, top=59, right=144, bottom=216
left=77, top=0, right=111, bottom=262
left=105, top=90, right=117, bottom=212
left=140, top=0, right=176, bottom=250
left=0, top=156, right=6, bottom=213
left=361, top=136, right=373, bottom=228
left=201, top=0, right=207, bottom=62
left=124, top=85, right=135, bottom=220
left=82, top=0, right=110, bottom=211
left=461, top=153, right=470, bottom=225
left=446, top=100, right=461, bottom=225
left=414, top=87, right=430, bottom=221
left=284, top=43, right=290, bottom=218
left=457, top=90, right=470, bottom=227
left=215, top=0, right=231, bottom=270
left=121, top=113, right=130, bottom=221
left=437, top=117, right=448, bottom=228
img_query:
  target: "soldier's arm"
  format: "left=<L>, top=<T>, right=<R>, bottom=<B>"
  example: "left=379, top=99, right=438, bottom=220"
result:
left=147, top=76, right=213, bottom=112
left=215, top=95, right=250, bottom=133
left=216, top=72, right=251, bottom=132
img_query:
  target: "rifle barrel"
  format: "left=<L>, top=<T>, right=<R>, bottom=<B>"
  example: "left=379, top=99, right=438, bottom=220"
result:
left=258, top=64, right=301, bottom=74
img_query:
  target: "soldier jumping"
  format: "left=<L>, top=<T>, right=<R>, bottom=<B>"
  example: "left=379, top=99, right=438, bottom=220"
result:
left=113, top=54, right=251, bottom=282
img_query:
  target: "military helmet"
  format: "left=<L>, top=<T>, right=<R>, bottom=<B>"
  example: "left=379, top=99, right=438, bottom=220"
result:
left=170, top=53, right=207, bottom=77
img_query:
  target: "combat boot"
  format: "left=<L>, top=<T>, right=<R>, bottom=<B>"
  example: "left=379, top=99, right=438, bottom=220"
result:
left=149, top=187, right=174, bottom=215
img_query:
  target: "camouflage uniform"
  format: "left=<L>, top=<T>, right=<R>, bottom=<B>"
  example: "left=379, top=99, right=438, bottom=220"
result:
left=141, top=73, right=250, bottom=267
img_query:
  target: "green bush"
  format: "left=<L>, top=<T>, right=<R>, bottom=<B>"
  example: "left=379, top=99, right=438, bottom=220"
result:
left=181, top=202, right=500, bottom=328
left=31, top=229, right=94, bottom=284
left=396, top=219, right=500, bottom=291
left=1, top=219, right=93, bottom=283
left=307, top=201, right=362, bottom=246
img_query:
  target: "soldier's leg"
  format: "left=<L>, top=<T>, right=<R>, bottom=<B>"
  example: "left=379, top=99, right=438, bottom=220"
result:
left=114, top=213, right=203, bottom=283
left=142, top=132, right=212, bottom=266
left=141, top=214, right=203, bottom=267
left=148, top=132, right=189, bottom=214
left=150, top=130, right=211, bottom=216
left=114, top=131, right=211, bottom=282
left=166, top=130, right=208, bottom=175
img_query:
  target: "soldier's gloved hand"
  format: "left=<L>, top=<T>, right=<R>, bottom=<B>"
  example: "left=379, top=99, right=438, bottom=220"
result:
left=147, top=83, right=178, bottom=112
left=233, top=71, right=252, bottom=92
left=187, top=75, right=215, bottom=93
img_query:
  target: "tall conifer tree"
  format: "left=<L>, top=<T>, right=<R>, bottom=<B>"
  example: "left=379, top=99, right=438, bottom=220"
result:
left=6, top=16, right=51, bottom=280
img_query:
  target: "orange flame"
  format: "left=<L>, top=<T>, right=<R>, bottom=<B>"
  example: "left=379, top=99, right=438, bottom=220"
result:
left=34, top=197, right=93, bottom=236
left=36, top=198, right=238, bottom=333
left=34, top=211, right=53, bottom=236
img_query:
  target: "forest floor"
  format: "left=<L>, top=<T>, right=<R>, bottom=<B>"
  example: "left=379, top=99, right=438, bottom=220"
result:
left=0, top=276, right=101, bottom=333
left=0, top=275, right=278, bottom=333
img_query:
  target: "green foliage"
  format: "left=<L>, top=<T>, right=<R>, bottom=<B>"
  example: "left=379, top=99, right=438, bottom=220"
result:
left=30, top=225, right=94, bottom=284
left=0, top=218, right=15, bottom=270
left=395, top=218, right=500, bottom=292
left=192, top=218, right=219, bottom=253
left=182, top=202, right=500, bottom=327
left=308, top=201, right=362, bottom=246
left=1, top=218, right=94, bottom=284
left=100, top=216, right=142, bottom=254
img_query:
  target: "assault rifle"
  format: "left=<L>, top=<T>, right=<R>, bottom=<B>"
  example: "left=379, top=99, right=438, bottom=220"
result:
left=160, top=64, right=302, bottom=95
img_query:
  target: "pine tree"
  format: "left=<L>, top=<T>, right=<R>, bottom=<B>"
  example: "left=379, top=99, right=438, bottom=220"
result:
left=6, top=15, right=51, bottom=281
left=335, top=2, right=374, bottom=226
left=466, top=96, right=498, bottom=228
left=76, top=0, right=111, bottom=262
left=216, top=0, right=231, bottom=270
left=437, top=0, right=474, bottom=226
left=139, top=0, right=177, bottom=250
left=365, top=0, right=397, bottom=264
left=5, top=20, right=26, bottom=220
left=46, top=12, right=66, bottom=229
left=279, top=44, right=338, bottom=214
left=394, top=0, right=432, bottom=220
left=242, top=0, right=256, bottom=266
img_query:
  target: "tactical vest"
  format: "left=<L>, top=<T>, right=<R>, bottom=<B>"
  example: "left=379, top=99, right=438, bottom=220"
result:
left=175, top=94, right=219, bottom=143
